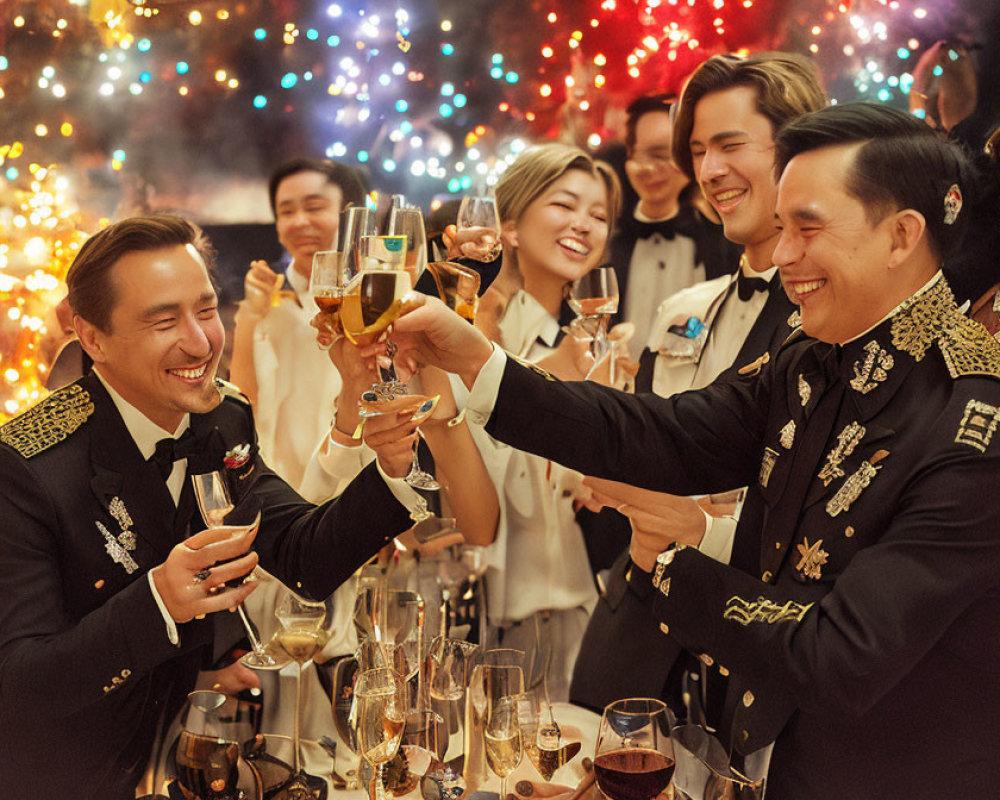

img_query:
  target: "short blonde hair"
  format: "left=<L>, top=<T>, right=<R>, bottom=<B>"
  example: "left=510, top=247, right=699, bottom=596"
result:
left=495, top=143, right=622, bottom=231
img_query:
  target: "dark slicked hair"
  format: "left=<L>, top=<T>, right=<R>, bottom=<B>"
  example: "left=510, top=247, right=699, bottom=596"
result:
left=672, top=52, right=826, bottom=180
left=267, top=158, right=367, bottom=215
left=67, top=215, right=216, bottom=333
left=775, top=103, right=971, bottom=262
left=624, top=93, right=676, bottom=154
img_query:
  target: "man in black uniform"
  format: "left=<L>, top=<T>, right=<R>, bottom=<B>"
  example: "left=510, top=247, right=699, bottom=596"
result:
left=392, top=104, right=1000, bottom=798
left=0, top=216, right=419, bottom=799
left=572, top=53, right=824, bottom=714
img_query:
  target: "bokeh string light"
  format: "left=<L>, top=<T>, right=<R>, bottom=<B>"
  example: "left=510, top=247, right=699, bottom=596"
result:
left=0, top=0, right=990, bottom=413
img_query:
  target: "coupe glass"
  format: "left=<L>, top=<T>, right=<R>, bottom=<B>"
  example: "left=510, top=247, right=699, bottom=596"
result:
left=273, top=592, right=330, bottom=778
left=593, top=698, right=675, bottom=800
left=191, top=472, right=281, bottom=671
left=455, top=196, right=502, bottom=262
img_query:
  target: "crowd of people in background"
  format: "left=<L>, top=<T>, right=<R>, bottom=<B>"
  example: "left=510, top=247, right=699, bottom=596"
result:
left=3, top=41, right=1000, bottom=800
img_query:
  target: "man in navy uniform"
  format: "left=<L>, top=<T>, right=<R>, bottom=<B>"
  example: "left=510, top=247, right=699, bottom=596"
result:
left=0, top=215, right=419, bottom=799
left=571, top=53, right=824, bottom=714
left=392, top=104, right=1000, bottom=798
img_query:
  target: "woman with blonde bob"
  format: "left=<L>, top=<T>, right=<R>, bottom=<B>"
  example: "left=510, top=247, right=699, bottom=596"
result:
left=461, top=142, right=623, bottom=700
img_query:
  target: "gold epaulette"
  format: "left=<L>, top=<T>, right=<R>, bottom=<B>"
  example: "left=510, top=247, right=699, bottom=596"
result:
left=507, top=352, right=557, bottom=382
left=0, top=384, right=94, bottom=458
left=891, top=277, right=1000, bottom=380
left=213, top=377, right=251, bottom=405
left=938, top=311, right=1000, bottom=379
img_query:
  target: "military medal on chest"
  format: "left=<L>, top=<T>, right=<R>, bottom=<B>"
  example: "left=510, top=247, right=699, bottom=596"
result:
left=850, top=340, right=894, bottom=395
left=96, top=495, right=138, bottom=574
left=797, top=374, right=811, bottom=408
left=795, top=537, right=829, bottom=580
left=826, top=450, right=890, bottom=517
left=818, top=421, right=866, bottom=486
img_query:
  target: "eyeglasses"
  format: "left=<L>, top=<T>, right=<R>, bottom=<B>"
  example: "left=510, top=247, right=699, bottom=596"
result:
left=627, top=149, right=676, bottom=169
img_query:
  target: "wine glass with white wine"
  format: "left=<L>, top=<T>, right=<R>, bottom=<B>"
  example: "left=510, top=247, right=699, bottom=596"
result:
left=356, top=666, right=408, bottom=800
left=455, top=196, right=502, bottom=262
left=191, top=472, right=283, bottom=671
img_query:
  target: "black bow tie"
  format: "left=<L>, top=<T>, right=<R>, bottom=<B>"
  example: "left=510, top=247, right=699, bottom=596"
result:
left=736, top=271, right=771, bottom=302
left=149, top=428, right=200, bottom=480
left=627, top=217, right=680, bottom=241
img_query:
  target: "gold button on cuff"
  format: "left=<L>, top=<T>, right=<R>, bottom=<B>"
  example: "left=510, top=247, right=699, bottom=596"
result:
left=699, top=653, right=714, bottom=666
left=775, top=541, right=781, bottom=549
left=659, top=622, right=670, bottom=635
left=845, top=526, right=855, bottom=538
left=761, top=570, right=773, bottom=582
left=743, top=690, right=755, bottom=707
left=742, top=729, right=750, bottom=741
left=718, top=665, right=730, bottom=676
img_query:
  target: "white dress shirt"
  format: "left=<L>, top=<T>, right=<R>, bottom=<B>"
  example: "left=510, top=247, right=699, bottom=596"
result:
left=93, top=368, right=187, bottom=646
left=692, top=266, right=777, bottom=390
left=467, top=290, right=597, bottom=624
left=250, top=265, right=344, bottom=490
left=624, top=207, right=708, bottom=358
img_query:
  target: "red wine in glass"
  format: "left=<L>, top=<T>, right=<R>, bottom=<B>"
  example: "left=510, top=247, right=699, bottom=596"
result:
left=594, top=748, right=675, bottom=800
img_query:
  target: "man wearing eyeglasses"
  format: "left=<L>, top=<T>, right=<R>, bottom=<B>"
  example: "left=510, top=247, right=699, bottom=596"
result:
left=609, top=93, right=736, bottom=358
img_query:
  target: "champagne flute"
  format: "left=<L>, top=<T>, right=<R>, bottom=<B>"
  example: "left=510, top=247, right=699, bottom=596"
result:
left=568, top=268, right=620, bottom=381
left=274, top=591, right=330, bottom=776
left=388, top=207, right=429, bottom=288
left=341, top=205, right=378, bottom=276
left=174, top=690, right=240, bottom=800
left=467, top=651, right=525, bottom=792
left=191, top=472, right=283, bottom=671
left=593, top=698, right=675, bottom=800
left=485, top=695, right=522, bottom=800
left=356, top=667, right=408, bottom=800
left=456, top=196, right=502, bottom=262
left=427, top=261, right=481, bottom=323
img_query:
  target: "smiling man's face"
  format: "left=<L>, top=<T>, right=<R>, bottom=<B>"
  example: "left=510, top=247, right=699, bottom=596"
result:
left=78, top=243, right=225, bottom=431
left=689, top=86, right=780, bottom=253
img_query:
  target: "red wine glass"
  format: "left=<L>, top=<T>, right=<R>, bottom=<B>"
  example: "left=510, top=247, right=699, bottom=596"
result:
left=594, top=698, right=675, bottom=800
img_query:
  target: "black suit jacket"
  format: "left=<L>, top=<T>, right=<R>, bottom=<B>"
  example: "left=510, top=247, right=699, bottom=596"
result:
left=0, top=374, right=411, bottom=800
left=572, top=272, right=796, bottom=712
left=487, top=277, right=1000, bottom=799
left=609, top=205, right=738, bottom=328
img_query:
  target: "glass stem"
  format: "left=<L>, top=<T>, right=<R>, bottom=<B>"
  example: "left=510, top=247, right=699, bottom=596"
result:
left=500, top=775, right=507, bottom=800
left=293, top=662, right=303, bottom=773
left=236, top=605, right=263, bottom=654
left=375, top=763, right=387, bottom=800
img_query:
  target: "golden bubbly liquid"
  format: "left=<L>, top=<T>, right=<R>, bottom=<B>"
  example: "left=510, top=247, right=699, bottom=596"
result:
left=341, top=270, right=411, bottom=345
left=484, top=728, right=522, bottom=778
left=274, top=629, right=328, bottom=663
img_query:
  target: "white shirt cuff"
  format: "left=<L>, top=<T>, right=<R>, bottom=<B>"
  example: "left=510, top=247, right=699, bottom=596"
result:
left=147, top=569, right=180, bottom=646
left=697, top=513, right=737, bottom=564
left=464, top=344, right=506, bottom=427
left=376, top=458, right=425, bottom=515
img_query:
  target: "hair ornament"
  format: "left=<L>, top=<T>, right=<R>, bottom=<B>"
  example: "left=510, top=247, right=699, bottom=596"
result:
left=943, top=184, right=962, bottom=225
